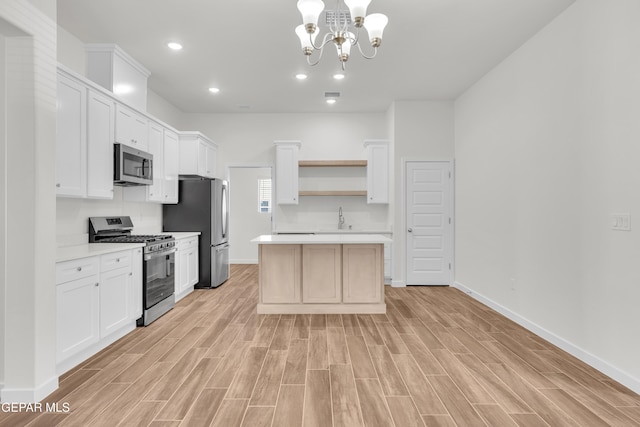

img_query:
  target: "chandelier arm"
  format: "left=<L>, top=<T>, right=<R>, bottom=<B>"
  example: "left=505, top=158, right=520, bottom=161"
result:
left=306, top=44, right=327, bottom=66
left=310, top=32, right=334, bottom=51
left=356, top=42, right=378, bottom=60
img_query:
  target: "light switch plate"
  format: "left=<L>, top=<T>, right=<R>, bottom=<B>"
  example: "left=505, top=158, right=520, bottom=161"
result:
left=611, top=214, right=631, bottom=231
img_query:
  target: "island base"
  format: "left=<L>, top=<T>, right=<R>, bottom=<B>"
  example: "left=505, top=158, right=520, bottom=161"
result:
left=257, top=303, right=386, bottom=314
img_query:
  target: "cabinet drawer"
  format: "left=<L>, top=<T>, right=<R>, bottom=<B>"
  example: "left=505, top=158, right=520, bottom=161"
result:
left=101, top=250, right=132, bottom=272
left=177, top=237, right=198, bottom=250
left=56, top=256, right=99, bottom=285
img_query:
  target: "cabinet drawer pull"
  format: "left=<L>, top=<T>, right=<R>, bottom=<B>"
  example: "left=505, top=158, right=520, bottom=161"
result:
left=129, top=272, right=133, bottom=276
left=56, top=183, right=61, bottom=188
left=116, top=258, right=120, bottom=262
left=76, top=267, right=82, bottom=272
left=95, top=283, right=99, bottom=287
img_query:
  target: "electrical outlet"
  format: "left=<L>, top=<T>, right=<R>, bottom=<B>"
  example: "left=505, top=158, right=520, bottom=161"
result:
left=611, top=214, right=631, bottom=231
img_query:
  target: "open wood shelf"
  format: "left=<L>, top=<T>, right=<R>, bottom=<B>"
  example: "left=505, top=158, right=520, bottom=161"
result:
left=299, top=160, right=367, bottom=167
left=299, top=190, right=367, bottom=197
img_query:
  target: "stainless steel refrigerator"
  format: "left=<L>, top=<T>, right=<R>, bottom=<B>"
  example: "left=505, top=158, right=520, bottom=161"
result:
left=163, top=178, right=230, bottom=288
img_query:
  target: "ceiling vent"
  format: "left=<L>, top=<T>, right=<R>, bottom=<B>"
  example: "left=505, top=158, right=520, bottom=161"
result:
left=324, top=91, right=341, bottom=99
left=325, top=10, right=352, bottom=26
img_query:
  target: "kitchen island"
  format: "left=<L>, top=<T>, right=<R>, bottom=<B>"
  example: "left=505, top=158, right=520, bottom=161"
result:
left=251, top=234, right=392, bottom=314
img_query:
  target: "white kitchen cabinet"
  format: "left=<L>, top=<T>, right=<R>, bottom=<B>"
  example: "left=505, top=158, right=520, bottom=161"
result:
left=130, top=248, right=143, bottom=320
left=274, top=141, right=301, bottom=204
left=99, top=265, right=131, bottom=337
left=146, top=121, right=165, bottom=202
left=87, top=89, right=115, bottom=199
left=56, top=247, right=141, bottom=374
left=174, top=236, right=199, bottom=302
left=115, top=103, right=148, bottom=151
left=163, top=129, right=179, bottom=203
left=56, top=72, right=87, bottom=198
left=364, top=140, right=389, bottom=204
left=179, top=132, right=217, bottom=178
left=56, top=260, right=100, bottom=363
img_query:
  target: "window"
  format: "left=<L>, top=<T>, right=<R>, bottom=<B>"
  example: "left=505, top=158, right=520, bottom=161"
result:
left=258, top=178, right=272, bottom=213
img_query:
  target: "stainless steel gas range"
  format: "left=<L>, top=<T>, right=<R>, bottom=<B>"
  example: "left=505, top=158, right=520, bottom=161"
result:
left=89, top=216, right=175, bottom=326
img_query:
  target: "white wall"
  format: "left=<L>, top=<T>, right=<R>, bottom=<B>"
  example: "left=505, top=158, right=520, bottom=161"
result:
left=0, top=0, right=58, bottom=402
left=181, top=113, right=393, bottom=233
left=455, top=0, right=640, bottom=391
left=390, top=100, right=455, bottom=285
left=228, top=167, right=272, bottom=263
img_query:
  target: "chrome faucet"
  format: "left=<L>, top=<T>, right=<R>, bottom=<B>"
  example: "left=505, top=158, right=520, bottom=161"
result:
left=338, top=206, right=345, bottom=229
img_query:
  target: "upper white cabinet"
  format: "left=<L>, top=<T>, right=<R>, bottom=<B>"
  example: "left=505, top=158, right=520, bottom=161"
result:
left=115, top=104, right=148, bottom=151
left=364, top=140, right=389, bottom=204
left=179, top=132, right=217, bottom=178
left=57, top=68, right=114, bottom=200
left=146, top=120, right=165, bottom=202
left=56, top=72, right=87, bottom=198
left=163, top=129, right=180, bottom=203
left=87, top=89, right=115, bottom=199
left=85, top=44, right=150, bottom=112
left=274, top=141, right=301, bottom=205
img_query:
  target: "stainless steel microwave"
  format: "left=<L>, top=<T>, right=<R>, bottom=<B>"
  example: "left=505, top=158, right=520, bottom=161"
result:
left=114, top=143, right=153, bottom=186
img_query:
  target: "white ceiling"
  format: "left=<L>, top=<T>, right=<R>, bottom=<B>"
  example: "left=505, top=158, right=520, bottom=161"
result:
left=57, top=0, right=575, bottom=114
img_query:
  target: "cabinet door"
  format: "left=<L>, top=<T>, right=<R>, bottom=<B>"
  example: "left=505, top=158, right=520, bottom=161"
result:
left=302, top=245, right=342, bottom=303
left=197, top=140, right=215, bottom=178
left=130, top=248, right=143, bottom=320
left=99, top=266, right=131, bottom=337
left=185, top=246, right=199, bottom=288
left=146, top=121, right=164, bottom=202
left=275, top=144, right=299, bottom=204
left=366, top=142, right=389, bottom=204
left=115, top=104, right=148, bottom=150
left=56, top=73, right=87, bottom=197
left=87, top=90, right=115, bottom=199
left=177, top=247, right=189, bottom=295
left=163, top=129, right=179, bottom=203
left=56, top=275, right=100, bottom=363
left=259, top=245, right=301, bottom=303
left=342, top=244, right=383, bottom=303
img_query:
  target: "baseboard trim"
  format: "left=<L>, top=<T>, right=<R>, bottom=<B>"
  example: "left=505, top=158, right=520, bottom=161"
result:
left=230, top=259, right=258, bottom=264
left=452, top=281, right=640, bottom=394
left=0, top=375, right=58, bottom=403
left=391, top=280, right=406, bottom=288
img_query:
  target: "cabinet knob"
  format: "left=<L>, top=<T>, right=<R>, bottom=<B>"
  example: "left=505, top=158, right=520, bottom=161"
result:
left=129, top=272, right=133, bottom=276
left=56, top=183, right=61, bottom=188
left=76, top=267, right=82, bottom=271
left=150, top=193, right=153, bottom=196
left=408, top=228, right=413, bottom=233
left=116, top=258, right=120, bottom=262
left=95, top=283, right=99, bottom=287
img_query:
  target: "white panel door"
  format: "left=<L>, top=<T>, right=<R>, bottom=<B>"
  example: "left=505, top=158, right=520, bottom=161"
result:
left=405, top=161, right=452, bottom=285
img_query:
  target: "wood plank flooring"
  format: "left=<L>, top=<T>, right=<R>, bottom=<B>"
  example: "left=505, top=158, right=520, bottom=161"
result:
left=2, top=264, right=640, bottom=426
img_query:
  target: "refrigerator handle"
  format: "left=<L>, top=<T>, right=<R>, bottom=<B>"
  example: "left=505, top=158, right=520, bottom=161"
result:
left=216, top=243, right=230, bottom=252
left=221, top=183, right=228, bottom=239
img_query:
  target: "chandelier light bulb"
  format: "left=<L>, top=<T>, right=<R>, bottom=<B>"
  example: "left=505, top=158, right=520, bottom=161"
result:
left=336, top=32, right=355, bottom=62
left=344, top=0, right=371, bottom=27
left=296, top=24, right=319, bottom=55
left=297, top=0, right=325, bottom=33
left=363, top=13, right=388, bottom=47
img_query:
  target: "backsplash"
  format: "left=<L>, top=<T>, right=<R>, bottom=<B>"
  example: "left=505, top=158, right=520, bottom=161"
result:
left=56, top=187, right=162, bottom=247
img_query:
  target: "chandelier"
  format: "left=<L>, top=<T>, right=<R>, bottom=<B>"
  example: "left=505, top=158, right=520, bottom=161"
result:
left=295, top=0, right=389, bottom=71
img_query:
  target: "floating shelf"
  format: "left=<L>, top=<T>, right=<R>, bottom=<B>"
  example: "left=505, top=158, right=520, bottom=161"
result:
left=299, top=190, right=367, bottom=197
left=299, top=160, right=367, bottom=167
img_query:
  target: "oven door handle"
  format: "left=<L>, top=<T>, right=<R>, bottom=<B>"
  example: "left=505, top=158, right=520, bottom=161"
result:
left=144, top=248, right=176, bottom=261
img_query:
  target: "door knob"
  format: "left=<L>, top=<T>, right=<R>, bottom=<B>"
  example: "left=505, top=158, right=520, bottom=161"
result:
left=408, top=228, right=413, bottom=232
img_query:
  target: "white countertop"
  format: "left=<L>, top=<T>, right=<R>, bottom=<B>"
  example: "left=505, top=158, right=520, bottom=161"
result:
left=251, top=234, right=392, bottom=245
left=57, top=243, right=145, bottom=263
left=160, top=231, right=201, bottom=239
left=275, top=229, right=392, bottom=235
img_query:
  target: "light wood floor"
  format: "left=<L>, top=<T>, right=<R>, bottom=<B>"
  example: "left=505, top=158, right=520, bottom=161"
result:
left=3, top=264, right=640, bottom=426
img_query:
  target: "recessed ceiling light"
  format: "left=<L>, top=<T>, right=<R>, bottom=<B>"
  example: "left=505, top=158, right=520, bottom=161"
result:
left=326, top=99, right=337, bottom=105
left=208, top=87, right=220, bottom=94
left=296, top=73, right=308, bottom=80
left=167, top=42, right=183, bottom=50
left=333, top=73, right=345, bottom=80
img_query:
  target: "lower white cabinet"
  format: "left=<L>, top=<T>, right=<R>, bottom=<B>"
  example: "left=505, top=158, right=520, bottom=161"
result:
left=56, top=274, right=100, bottom=363
left=55, top=247, right=142, bottom=374
left=174, top=236, right=199, bottom=302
